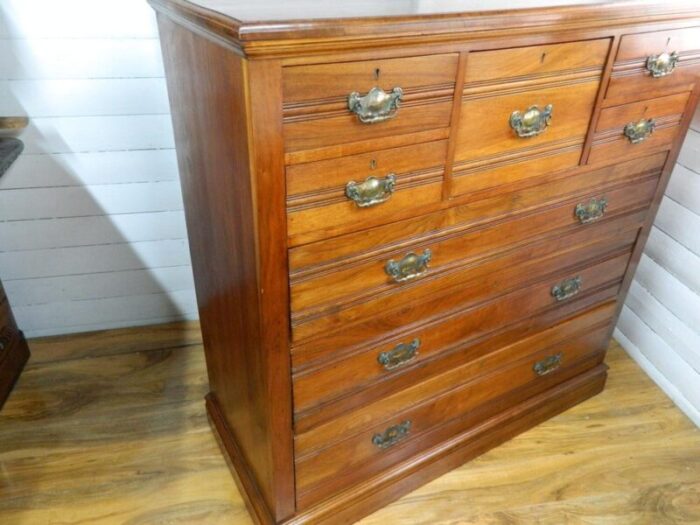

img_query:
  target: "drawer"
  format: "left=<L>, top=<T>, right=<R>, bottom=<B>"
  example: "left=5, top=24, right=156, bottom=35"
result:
left=282, top=54, right=459, bottom=104
left=589, top=92, right=689, bottom=165
left=606, top=27, right=700, bottom=105
left=294, top=320, right=612, bottom=505
left=289, top=152, right=667, bottom=272
left=454, top=80, right=600, bottom=165
left=287, top=140, right=447, bottom=244
left=282, top=54, right=458, bottom=154
left=290, top=176, right=657, bottom=318
left=465, top=39, right=609, bottom=85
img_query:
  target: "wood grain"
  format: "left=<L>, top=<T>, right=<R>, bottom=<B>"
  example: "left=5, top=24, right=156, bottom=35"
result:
left=1, top=324, right=698, bottom=523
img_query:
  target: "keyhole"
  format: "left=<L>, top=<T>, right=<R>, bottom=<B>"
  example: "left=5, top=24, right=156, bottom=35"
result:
left=369, top=159, right=377, bottom=170
left=667, top=37, right=672, bottom=47
left=540, top=52, right=547, bottom=64
left=374, top=68, right=381, bottom=80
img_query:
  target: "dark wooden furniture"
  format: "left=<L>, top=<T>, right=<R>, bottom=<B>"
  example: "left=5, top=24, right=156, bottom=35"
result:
left=0, top=138, right=29, bottom=408
left=150, top=1, right=700, bottom=523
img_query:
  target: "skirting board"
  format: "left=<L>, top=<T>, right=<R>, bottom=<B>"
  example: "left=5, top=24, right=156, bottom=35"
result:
left=614, top=328, right=700, bottom=427
left=206, top=365, right=607, bottom=525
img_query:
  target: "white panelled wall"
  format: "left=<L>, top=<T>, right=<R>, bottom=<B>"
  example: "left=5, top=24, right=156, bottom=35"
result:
left=0, top=0, right=197, bottom=337
left=615, top=105, right=700, bottom=427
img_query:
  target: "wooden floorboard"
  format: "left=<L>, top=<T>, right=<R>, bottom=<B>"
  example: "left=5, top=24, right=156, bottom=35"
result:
left=0, top=323, right=698, bottom=524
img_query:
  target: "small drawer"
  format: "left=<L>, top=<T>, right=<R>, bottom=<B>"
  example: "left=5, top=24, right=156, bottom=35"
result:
left=589, top=92, right=690, bottom=165
left=287, top=140, right=447, bottom=245
left=289, top=176, right=657, bottom=322
left=606, top=27, right=700, bottom=105
left=282, top=54, right=458, bottom=154
left=294, top=321, right=611, bottom=506
left=465, top=39, right=610, bottom=85
left=454, top=80, right=600, bottom=166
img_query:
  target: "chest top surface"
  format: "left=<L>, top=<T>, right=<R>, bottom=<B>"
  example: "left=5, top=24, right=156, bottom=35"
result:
left=149, top=0, right=700, bottom=56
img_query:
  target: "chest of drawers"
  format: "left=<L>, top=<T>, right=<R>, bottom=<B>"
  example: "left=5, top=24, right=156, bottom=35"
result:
left=150, top=1, right=700, bottom=522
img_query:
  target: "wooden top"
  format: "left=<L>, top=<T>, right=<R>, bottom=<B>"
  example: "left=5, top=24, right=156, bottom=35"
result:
left=149, top=0, right=700, bottom=56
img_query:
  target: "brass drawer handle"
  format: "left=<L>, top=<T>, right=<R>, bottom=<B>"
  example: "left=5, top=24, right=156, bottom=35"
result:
left=551, top=276, right=582, bottom=302
left=378, top=339, right=420, bottom=371
left=509, top=104, right=553, bottom=138
left=385, top=249, right=432, bottom=283
left=646, top=51, right=679, bottom=78
left=575, top=197, right=608, bottom=224
left=624, top=118, right=656, bottom=144
left=348, top=86, right=403, bottom=124
left=345, top=174, right=396, bottom=208
left=533, top=353, right=563, bottom=376
left=372, top=420, right=412, bottom=449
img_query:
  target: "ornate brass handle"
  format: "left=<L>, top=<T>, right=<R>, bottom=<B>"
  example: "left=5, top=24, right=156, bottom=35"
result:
left=348, top=86, right=403, bottom=124
left=646, top=51, right=680, bottom=78
left=551, top=276, right=582, bottom=302
left=345, top=174, right=396, bottom=208
left=378, top=339, right=420, bottom=371
left=385, top=249, right=432, bottom=283
left=533, top=353, right=563, bottom=376
left=510, top=104, right=553, bottom=138
left=624, top=118, right=656, bottom=144
left=575, top=197, right=608, bottom=224
left=372, top=420, right=412, bottom=449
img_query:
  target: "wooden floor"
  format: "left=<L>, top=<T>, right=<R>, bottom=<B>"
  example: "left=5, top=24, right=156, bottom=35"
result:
left=1, top=322, right=699, bottom=525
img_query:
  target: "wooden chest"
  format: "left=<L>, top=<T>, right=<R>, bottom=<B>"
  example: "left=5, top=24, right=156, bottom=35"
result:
left=0, top=281, right=29, bottom=408
left=150, top=1, right=700, bottom=522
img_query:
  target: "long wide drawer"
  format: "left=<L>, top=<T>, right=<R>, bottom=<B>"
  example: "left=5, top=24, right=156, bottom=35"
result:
left=290, top=175, right=657, bottom=319
left=294, top=309, right=613, bottom=506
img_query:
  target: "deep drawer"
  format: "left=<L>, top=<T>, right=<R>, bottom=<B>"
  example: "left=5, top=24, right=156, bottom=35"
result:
left=605, top=27, right=700, bottom=105
left=289, top=175, right=657, bottom=319
left=294, top=315, right=612, bottom=506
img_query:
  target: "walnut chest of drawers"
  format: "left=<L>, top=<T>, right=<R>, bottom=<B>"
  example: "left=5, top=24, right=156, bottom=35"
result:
left=150, top=1, right=700, bottom=522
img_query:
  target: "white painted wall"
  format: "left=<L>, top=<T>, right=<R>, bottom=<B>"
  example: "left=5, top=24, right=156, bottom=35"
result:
left=0, top=0, right=198, bottom=337
left=615, top=105, right=700, bottom=427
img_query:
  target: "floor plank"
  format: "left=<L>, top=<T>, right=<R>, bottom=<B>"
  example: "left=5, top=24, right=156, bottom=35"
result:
left=0, top=326, right=698, bottom=525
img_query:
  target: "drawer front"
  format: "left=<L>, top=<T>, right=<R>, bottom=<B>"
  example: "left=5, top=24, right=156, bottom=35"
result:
left=287, top=140, right=447, bottom=244
left=291, top=211, right=644, bottom=415
left=606, top=27, right=700, bottom=105
left=282, top=54, right=458, bottom=154
left=289, top=152, right=667, bottom=272
left=455, top=81, right=600, bottom=164
left=464, top=39, right=610, bottom=85
left=290, top=176, right=657, bottom=318
left=294, top=319, right=612, bottom=505
left=590, top=92, right=690, bottom=165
